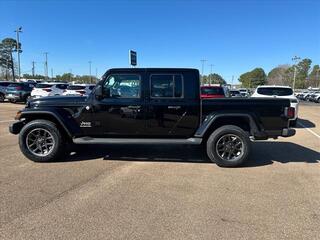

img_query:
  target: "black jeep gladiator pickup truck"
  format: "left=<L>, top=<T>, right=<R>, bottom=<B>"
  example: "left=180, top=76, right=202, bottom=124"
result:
left=9, top=68, right=296, bottom=167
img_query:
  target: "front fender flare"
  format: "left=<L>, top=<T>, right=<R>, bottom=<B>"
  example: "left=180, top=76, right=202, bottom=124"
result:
left=18, top=110, right=74, bottom=137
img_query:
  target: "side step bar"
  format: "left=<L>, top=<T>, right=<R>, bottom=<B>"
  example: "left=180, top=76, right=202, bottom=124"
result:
left=73, top=137, right=202, bottom=145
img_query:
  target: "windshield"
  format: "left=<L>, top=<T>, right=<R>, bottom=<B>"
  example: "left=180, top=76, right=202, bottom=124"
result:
left=257, top=87, right=293, bottom=96
left=35, top=84, right=53, bottom=88
left=67, top=85, right=86, bottom=90
left=201, top=87, right=224, bottom=95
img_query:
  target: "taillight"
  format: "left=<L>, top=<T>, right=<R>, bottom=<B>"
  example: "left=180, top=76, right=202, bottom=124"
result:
left=43, top=88, right=52, bottom=92
left=285, top=107, right=295, bottom=119
left=76, top=90, right=86, bottom=95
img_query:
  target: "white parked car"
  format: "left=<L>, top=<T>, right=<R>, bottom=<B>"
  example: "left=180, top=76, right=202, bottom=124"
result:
left=31, top=82, right=69, bottom=99
left=251, top=85, right=299, bottom=126
left=238, top=88, right=250, bottom=97
left=62, top=84, right=95, bottom=96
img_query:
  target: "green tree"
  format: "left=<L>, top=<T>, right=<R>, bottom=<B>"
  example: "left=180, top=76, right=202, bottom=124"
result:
left=23, top=74, right=46, bottom=80
left=201, top=73, right=226, bottom=85
left=267, top=65, right=290, bottom=85
left=239, top=68, right=266, bottom=88
left=308, top=64, right=320, bottom=88
left=283, top=58, right=312, bottom=89
left=0, top=38, right=20, bottom=80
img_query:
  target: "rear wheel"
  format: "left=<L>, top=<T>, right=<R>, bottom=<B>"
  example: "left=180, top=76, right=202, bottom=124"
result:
left=290, top=119, right=297, bottom=127
left=0, top=93, right=4, bottom=102
left=19, top=120, right=65, bottom=162
left=9, top=99, right=17, bottom=103
left=206, top=125, right=251, bottom=167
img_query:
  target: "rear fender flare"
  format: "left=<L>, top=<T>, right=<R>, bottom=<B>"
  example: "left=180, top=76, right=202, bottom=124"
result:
left=195, top=113, right=261, bottom=137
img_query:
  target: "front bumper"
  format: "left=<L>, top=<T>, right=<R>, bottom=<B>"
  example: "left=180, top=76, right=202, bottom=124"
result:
left=5, top=94, right=21, bottom=100
left=281, top=128, right=296, bottom=137
left=9, top=121, right=24, bottom=134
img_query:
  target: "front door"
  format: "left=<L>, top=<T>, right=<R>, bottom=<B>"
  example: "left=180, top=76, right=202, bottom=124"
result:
left=91, top=73, right=145, bottom=137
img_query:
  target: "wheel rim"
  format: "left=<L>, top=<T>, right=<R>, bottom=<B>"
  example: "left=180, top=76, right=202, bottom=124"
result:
left=26, top=128, right=55, bottom=157
left=215, top=134, right=244, bottom=161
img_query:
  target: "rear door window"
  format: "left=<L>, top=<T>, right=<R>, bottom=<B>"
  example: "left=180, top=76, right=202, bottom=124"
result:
left=150, top=74, right=183, bottom=98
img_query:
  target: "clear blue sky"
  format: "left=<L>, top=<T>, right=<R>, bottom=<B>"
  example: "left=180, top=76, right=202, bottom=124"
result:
left=0, top=0, right=319, bottom=83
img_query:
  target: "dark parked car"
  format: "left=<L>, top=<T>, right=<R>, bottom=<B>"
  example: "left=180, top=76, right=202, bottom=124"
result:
left=9, top=68, right=295, bottom=167
left=0, top=81, right=12, bottom=102
left=5, top=82, right=34, bottom=103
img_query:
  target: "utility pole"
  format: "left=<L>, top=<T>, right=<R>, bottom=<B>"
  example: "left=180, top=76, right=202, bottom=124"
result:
left=200, top=59, right=207, bottom=84
left=95, top=68, right=98, bottom=80
left=232, top=75, right=234, bottom=85
left=32, top=61, right=35, bottom=77
left=292, top=56, right=300, bottom=91
left=44, top=52, right=49, bottom=80
left=14, top=27, right=22, bottom=80
left=208, top=64, right=214, bottom=85
left=88, top=61, right=92, bottom=83
left=51, top=68, right=54, bottom=79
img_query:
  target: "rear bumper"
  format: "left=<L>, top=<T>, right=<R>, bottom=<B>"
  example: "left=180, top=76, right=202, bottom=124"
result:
left=281, top=128, right=296, bottom=137
left=9, top=121, right=24, bottom=134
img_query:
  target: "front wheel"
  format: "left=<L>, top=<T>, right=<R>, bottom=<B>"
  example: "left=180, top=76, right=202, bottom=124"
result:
left=0, top=93, right=5, bottom=102
left=19, top=120, right=65, bottom=162
left=206, top=125, right=251, bottom=167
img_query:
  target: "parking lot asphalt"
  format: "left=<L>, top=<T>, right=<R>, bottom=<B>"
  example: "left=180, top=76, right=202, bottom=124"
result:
left=0, top=101, right=319, bottom=240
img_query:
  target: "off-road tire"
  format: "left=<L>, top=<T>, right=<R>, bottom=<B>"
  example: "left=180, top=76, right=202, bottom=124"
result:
left=206, top=125, right=251, bottom=167
left=19, top=120, right=65, bottom=162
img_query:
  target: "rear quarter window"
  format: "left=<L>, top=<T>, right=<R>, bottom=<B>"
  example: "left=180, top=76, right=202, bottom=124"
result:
left=257, top=87, right=293, bottom=96
left=201, top=87, right=224, bottom=95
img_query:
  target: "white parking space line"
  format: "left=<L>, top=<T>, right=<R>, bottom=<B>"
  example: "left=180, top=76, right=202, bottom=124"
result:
left=297, top=122, right=320, bottom=139
left=0, top=120, right=15, bottom=123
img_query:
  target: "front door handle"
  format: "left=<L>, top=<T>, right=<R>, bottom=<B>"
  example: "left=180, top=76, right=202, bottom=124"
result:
left=168, top=106, right=181, bottom=110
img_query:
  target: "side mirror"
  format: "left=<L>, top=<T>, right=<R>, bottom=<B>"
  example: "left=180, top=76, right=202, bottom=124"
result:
left=94, top=85, right=103, bottom=99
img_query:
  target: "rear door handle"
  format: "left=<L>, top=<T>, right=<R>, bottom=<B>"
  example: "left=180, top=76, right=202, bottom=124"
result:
left=168, top=106, right=181, bottom=110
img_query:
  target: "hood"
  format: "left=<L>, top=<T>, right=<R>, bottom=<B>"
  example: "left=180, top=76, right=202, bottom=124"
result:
left=28, top=95, right=88, bottom=108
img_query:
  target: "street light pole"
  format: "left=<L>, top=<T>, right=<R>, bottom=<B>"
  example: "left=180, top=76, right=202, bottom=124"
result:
left=32, top=61, right=35, bottom=77
left=14, top=27, right=22, bottom=80
left=200, top=59, right=207, bottom=83
left=44, top=52, right=49, bottom=80
left=88, top=61, right=92, bottom=83
left=292, top=56, right=300, bottom=91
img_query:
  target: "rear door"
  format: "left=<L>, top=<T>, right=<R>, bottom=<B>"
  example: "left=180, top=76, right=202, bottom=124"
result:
left=145, top=71, right=198, bottom=138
